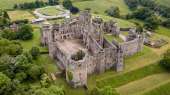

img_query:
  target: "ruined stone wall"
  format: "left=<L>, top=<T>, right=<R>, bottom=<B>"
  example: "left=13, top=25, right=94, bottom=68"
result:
left=120, top=37, right=143, bottom=56
left=39, top=11, right=146, bottom=87
left=87, top=36, right=103, bottom=55
left=66, top=56, right=88, bottom=87
left=41, top=23, right=52, bottom=46
left=103, top=21, right=120, bottom=36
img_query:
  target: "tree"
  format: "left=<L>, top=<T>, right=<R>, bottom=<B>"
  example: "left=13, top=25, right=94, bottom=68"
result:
left=134, top=22, right=143, bottom=33
left=23, top=51, right=33, bottom=63
left=16, top=24, right=33, bottom=40
left=27, top=64, right=44, bottom=80
left=63, top=0, right=73, bottom=9
left=0, top=72, right=11, bottom=95
left=132, top=7, right=153, bottom=20
left=29, top=47, right=40, bottom=59
left=90, top=86, right=118, bottom=95
left=144, top=14, right=160, bottom=30
left=35, top=85, right=65, bottom=95
left=3, top=11, right=9, bottom=19
left=70, top=6, right=79, bottom=14
left=162, top=18, right=170, bottom=28
left=124, top=0, right=139, bottom=9
left=0, top=39, right=23, bottom=56
left=14, top=4, right=18, bottom=9
left=48, top=0, right=59, bottom=5
left=1, top=28, right=17, bottom=40
left=105, top=6, right=120, bottom=18
left=15, top=72, right=27, bottom=82
left=160, top=49, right=170, bottom=70
left=40, top=73, right=51, bottom=87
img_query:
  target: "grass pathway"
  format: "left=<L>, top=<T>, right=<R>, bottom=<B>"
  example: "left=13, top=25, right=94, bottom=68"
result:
left=116, top=73, right=170, bottom=95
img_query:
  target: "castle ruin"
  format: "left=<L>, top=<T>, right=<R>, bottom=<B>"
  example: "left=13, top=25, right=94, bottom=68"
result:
left=41, top=11, right=144, bottom=87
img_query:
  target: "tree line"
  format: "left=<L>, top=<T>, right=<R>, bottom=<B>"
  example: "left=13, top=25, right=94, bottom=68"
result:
left=62, top=0, right=79, bottom=14
left=14, top=0, right=59, bottom=9
left=1, top=24, right=33, bottom=40
left=124, top=0, right=170, bottom=18
left=124, top=0, right=170, bottom=30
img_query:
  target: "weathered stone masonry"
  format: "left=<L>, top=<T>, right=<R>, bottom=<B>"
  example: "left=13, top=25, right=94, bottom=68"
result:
left=41, top=11, right=144, bottom=87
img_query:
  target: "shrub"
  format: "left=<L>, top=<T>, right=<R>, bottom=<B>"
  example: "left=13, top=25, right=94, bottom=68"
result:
left=16, top=24, right=33, bottom=40
left=29, top=47, right=40, bottom=59
left=105, top=6, right=120, bottom=18
left=70, top=6, right=79, bottom=14
left=71, top=50, right=85, bottom=61
left=160, top=49, right=170, bottom=70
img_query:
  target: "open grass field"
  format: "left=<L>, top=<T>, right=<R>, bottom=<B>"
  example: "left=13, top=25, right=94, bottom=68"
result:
left=38, top=6, right=62, bottom=16
left=144, top=82, right=170, bottom=95
left=0, top=0, right=47, bottom=9
left=7, top=10, right=35, bottom=22
left=73, top=0, right=131, bottom=15
left=116, top=73, right=170, bottom=95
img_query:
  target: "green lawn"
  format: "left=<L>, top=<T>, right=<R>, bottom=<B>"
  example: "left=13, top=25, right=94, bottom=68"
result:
left=156, top=26, right=170, bottom=38
left=73, top=0, right=131, bottom=15
left=34, top=54, right=60, bottom=73
left=38, top=6, right=63, bottom=16
left=0, top=0, right=47, bottom=9
left=87, top=46, right=160, bottom=89
left=116, top=73, right=170, bottom=95
left=7, top=10, right=35, bottom=22
left=144, top=82, right=170, bottom=95
left=19, top=27, right=48, bottom=52
left=96, top=62, right=165, bottom=88
left=104, top=34, right=124, bottom=43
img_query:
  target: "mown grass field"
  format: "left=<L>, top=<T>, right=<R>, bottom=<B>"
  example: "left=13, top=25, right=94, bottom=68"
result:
left=0, top=0, right=47, bottom=9
left=144, top=82, right=170, bottom=95
left=116, top=73, right=170, bottom=95
left=38, top=6, right=62, bottom=16
left=7, top=10, right=35, bottom=22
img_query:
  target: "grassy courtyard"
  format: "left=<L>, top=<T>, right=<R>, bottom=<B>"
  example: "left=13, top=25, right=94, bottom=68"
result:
left=7, top=10, right=35, bottom=22
left=93, top=14, right=135, bottom=27
left=104, top=34, right=124, bottom=43
left=38, top=6, right=63, bottom=16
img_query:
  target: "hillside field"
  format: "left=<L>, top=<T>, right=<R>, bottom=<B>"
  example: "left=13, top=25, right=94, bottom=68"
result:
left=73, top=0, right=131, bottom=15
left=0, top=0, right=47, bottom=9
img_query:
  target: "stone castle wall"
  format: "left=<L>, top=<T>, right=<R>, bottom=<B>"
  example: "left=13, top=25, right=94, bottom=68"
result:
left=40, top=11, right=143, bottom=87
